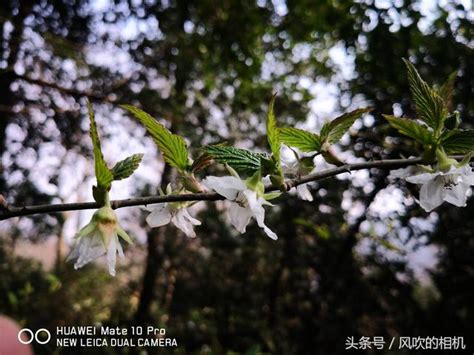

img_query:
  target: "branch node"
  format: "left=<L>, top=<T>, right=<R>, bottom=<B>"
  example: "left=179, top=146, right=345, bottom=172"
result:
left=342, top=164, right=352, bottom=174
left=284, top=180, right=295, bottom=191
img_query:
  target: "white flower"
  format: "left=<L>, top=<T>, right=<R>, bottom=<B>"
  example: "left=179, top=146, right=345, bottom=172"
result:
left=67, top=206, right=132, bottom=276
left=203, top=175, right=278, bottom=240
left=282, top=158, right=314, bottom=201
left=395, top=164, right=474, bottom=212
left=144, top=202, right=201, bottom=238
left=388, top=166, right=420, bottom=180
left=295, top=183, right=313, bottom=201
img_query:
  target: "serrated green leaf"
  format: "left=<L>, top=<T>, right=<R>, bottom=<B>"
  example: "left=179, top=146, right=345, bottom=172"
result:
left=190, top=152, right=214, bottom=173
left=320, top=108, right=371, bottom=145
left=280, top=127, right=321, bottom=152
left=383, top=115, right=434, bottom=145
left=439, top=128, right=459, bottom=142
left=111, top=153, right=143, bottom=181
left=87, top=101, right=113, bottom=189
left=438, top=71, right=457, bottom=111
left=204, top=145, right=266, bottom=175
left=441, top=129, right=474, bottom=154
left=267, top=95, right=281, bottom=168
left=122, top=105, right=189, bottom=172
left=404, top=59, right=448, bottom=132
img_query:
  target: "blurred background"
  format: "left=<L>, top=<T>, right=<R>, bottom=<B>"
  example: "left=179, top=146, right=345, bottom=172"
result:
left=0, top=0, right=473, bottom=354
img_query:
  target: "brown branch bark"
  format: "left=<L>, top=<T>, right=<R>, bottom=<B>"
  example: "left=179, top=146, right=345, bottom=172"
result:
left=0, top=156, right=444, bottom=220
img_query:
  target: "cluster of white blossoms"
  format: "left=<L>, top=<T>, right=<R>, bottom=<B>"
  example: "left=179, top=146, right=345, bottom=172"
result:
left=66, top=70, right=474, bottom=277
left=59, top=62, right=474, bottom=277
left=145, top=168, right=281, bottom=240
left=390, top=151, right=474, bottom=212
left=68, top=148, right=474, bottom=277
left=68, top=168, right=288, bottom=275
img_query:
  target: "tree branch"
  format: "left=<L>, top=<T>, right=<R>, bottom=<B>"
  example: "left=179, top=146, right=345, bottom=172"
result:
left=1, top=156, right=469, bottom=221
left=11, top=72, right=119, bottom=104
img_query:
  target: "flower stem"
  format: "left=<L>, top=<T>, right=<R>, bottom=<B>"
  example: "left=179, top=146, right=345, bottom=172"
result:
left=104, top=192, right=111, bottom=208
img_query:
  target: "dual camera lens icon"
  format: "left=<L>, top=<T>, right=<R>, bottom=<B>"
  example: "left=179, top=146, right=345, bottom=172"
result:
left=18, top=328, right=51, bottom=345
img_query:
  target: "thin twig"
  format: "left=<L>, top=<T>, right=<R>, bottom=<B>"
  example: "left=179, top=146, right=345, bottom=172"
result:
left=0, top=157, right=438, bottom=220
left=14, top=73, right=112, bottom=103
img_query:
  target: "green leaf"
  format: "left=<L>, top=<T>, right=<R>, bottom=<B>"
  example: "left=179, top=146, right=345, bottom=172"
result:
left=204, top=145, right=266, bottom=175
left=87, top=101, right=113, bottom=189
left=383, top=115, right=433, bottom=145
left=403, top=59, right=448, bottom=132
left=439, top=128, right=459, bottom=142
left=190, top=152, right=214, bottom=173
left=111, top=153, right=144, bottom=181
left=280, top=127, right=321, bottom=152
left=122, top=105, right=189, bottom=172
left=438, top=70, right=457, bottom=111
left=266, top=95, right=281, bottom=168
left=320, top=108, right=371, bottom=145
left=441, top=129, right=474, bottom=154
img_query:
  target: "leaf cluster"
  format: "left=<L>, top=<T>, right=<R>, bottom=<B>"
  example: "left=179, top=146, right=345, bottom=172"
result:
left=88, top=102, right=143, bottom=204
left=383, top=60, right=474, bottom=157
left=280, top=109, right=371, bottom=154
left=118, top=62, right=472, bottom=188
left=121, top=105, right=189, bottom=172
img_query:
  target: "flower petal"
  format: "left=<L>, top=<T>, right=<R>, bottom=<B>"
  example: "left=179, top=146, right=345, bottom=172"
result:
left=281, top=159, right=299, bottom=176
left=229, top=203, right=252, bottom=233
left=106, top=234, right=119, bottom=276
left=405, top=172, right=439, bottom=185
left=389, top=167, right=414, bottom=179
left=296, top=184, right=313, bottom=201
left=261, top=225, right=278, bottom=240
left=244, top=190, right=278, bottom=240
left=203, top=176, right=246, bottom=200
left=172, top=209, right=198, bottom=238
left=459, top=170, right=474, bottom=185
left=181, top=208, right=201, bottom=226
left=146, top=204, right=172, bottom=227
left=71, top=232, right=106, bottom=269
left=446, top=165, right=469, bottom=175
left=418, top=178, right=444, bottom=212
left=116, top=236, right=125, bottom=258
left=75, top=221, right=97, bottom=239
left=142, top=203, right=164, bottom=212
left=443, top=183, right=469, bottom=207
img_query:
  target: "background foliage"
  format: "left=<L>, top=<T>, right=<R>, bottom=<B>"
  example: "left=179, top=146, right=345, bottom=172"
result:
left=0, top=0, right=472, bottom=354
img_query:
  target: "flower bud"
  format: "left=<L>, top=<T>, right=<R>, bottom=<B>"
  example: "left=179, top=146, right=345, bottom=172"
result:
left=436, top=148, right=457, bottom=172
left=181, top=174, right=205, bottom=193
left=270, top=174, right=286, bottom=191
